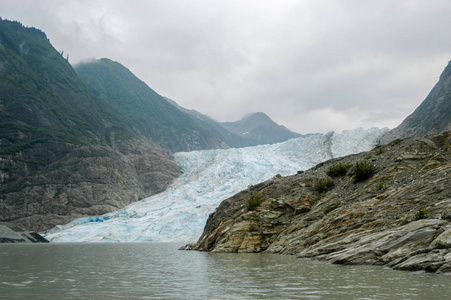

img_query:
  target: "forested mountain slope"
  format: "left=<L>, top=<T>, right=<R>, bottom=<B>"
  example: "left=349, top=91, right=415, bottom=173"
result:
left=0, top=19, right=179, bottom=231
left=75, top=59, right=229, bottom=152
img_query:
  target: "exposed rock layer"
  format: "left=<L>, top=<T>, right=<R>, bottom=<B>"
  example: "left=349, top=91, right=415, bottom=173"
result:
left=0, top=139, right=180, bottom=232
left=188, top=133, right=451, bottom=273
left=0, top=225, right=48, bottom=243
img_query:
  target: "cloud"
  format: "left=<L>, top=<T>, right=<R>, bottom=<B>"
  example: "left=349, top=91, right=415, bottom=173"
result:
left=1, top=0, right=451, bottom=134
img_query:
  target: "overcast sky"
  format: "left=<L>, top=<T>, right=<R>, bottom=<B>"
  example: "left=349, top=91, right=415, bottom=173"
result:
left=2, top=0, right=451, bottom=134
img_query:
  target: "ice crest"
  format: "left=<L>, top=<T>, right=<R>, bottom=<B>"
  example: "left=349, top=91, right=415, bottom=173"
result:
left=44, top=127, right=389, bottom=243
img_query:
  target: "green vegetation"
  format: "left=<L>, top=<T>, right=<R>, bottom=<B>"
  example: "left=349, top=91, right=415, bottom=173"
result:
left=273, top=174, right=282, bottom=179
left=414, top=206, right=429, bottom=220
left=445, top=138, right=450, bottom=151
left=0, top=17, right=247, bottom=164
left=246, top=189, right=263, bottom=211
left=377, top=181, right=385, bottom=191
left=314, top=179, right=335, bottom=193
left=434, top=241, right=451, bottom=250
left=400, top=218, right=409, bottom=225
left=249, top=224, right=259, bottom=232
left=0, top=19, right=134, bottom=161
left=353, top=160, right=376, bottom=183
left=324, top=201, right=342, bottom=214
left=374, top=145, right=387, bottom=155
left=441, top=211, right=451, bottom=221
left=75, top=58, right=226, bottom=152
left=327, top=162, right=351, bottom=177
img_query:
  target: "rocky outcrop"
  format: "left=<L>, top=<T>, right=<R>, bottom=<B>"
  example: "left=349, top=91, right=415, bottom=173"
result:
left=0, top=139, right=180, bottom=232
left=0, top=225, right=48, bottom=243
left=188, top=132, right=451, bottom=273
left=381, top=61, right=451, bottom=144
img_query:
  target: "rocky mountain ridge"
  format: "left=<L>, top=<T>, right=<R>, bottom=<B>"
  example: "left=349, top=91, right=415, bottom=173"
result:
left=0, top=19, right=180, bottom=231
left=186, top=132, right=451, bottom=273
left=221, top=112, right=302, bottom=145
left=164, top=97, right=253, bottom=148
left=75, top=59, right=230, bottom=152
left=75, top=59, right=303, bottom=151
left=381, top=61, right=451, bottom=144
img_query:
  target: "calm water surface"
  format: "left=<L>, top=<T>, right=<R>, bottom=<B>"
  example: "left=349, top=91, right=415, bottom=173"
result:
left=0, top=243, right=449, bottom=299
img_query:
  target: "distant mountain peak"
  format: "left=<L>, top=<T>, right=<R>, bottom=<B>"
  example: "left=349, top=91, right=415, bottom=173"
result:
left=220, top=112, right=302, bottom=145
left=243, top=111, right=272, bottom=120
left=240, top=112, right=275, bottom=126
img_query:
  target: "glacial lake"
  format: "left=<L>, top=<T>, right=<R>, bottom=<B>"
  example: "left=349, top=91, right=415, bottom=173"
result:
left=0, top=243, right=449, bottom=299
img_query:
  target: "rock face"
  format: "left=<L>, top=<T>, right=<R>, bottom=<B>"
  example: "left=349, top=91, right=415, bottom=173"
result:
left=189, top=132, right=451, bottom=273
left=381, top=61, right=451, bottom=144
left=0, top=139, right=180, bottom=232
left=0, top=225, right=48, bottom=243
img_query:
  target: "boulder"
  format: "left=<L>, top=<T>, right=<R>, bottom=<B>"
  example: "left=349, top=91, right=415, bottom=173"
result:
left=0, top=225, right=49, bottom=243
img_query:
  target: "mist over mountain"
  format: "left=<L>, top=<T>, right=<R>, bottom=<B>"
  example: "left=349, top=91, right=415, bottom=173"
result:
left=0, top=19, right=322, bottom=232
left=163, top=97, right=252, bottom=148
left=166, top=98, right=304, bottom=147
left=0, top=19, right=179, bottom=231
left=0, top=20, right=131, bottom=159
left=75, top=58, right=229, bottom=152
left=1, top=17, right=449, bottom=237
left=221, top=112, right=303, bottom=146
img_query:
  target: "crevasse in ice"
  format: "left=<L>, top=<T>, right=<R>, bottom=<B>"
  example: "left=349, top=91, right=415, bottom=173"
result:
left=44, top=127, right=388, bottom=243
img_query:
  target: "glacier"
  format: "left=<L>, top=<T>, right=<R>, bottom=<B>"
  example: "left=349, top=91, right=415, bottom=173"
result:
left=44, top=127, right=388, bottom=243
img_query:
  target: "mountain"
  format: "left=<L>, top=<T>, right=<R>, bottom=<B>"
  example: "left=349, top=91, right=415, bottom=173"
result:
left=0, top=19, right=180, bottom=231
left=43, top=127, right=388, bottom=242
left=164, top=97, right=251, bottom=148
left=75, top=59, right=304, bottom=150
left=0, top=19, right=318, bottom=232
left=380, top=61, right=451, bottom=144
left=75, top=59, right=229, bottom=152
left=0, top=20, right=130, bottom=158
left=221, top=112, right=303, bottom=145
left=189, top=132, right=451, bottom=274
left=77, top=59, right=303, bottom=151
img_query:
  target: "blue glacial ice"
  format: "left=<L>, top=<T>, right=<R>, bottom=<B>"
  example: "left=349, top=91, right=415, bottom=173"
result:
left=44, top=127, right=388, bottom=243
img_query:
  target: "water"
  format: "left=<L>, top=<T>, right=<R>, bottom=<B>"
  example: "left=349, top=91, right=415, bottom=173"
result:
left=0, top=243, right=449, bottom=299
